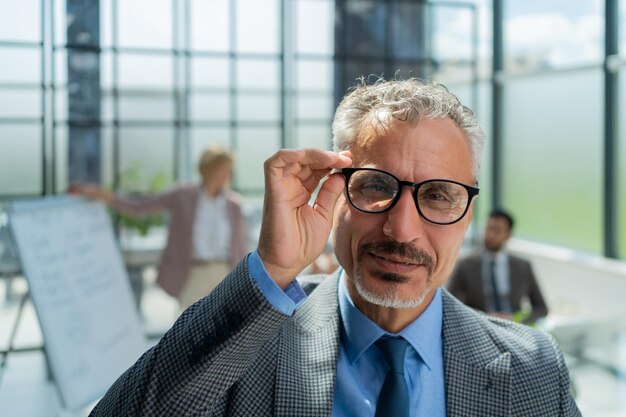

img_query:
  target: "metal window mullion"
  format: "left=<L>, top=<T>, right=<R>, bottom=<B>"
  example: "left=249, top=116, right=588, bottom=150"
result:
left=112, top=0, right=120, bottom=190
left=280, top=0, right=292, bottom=149
left=491, top=0, right=503, bottom=211
left=50, top=0, right=58, bottom=195
left=229, top=0, right=237, bottom=157
left=183, top=0, right=192, bottom=181
left=604, top=0, right=619, bottom=258
left=470, top=4, right=479, bottom=115
left=173, top=0, right=181, bottom=181
left=40, top=0, right=48, bottom=196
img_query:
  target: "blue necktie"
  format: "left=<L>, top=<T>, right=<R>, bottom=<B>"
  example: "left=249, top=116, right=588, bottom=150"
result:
left=375, top=337, right=410, bottom=417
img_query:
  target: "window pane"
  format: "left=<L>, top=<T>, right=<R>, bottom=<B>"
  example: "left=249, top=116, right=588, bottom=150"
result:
left=0, top=49, right=40, bottom=84
left=100, top=0, right=112, bottom=48
left=619, top=66, right=626, bottom=258
left=504, top=0, right=603, bottom=72
left=0, top=125, right=41, bottom=195
left=191, top=57, right=230, bottom=88
left=296, top=0, right=334, bottom=55
left=0, top=0, right=40, bottom=42
left=391, top=2, right=430, bottom=60
left=343, top=60, right=387, bottom=83
left=340, top=1, right=387, bottom=58
left=55, top=126, right=113, bottom=191
left=55, top=50, right=68, bottom=85
left=296, top=59, right=333, bottom=92
left=236, top=0, right=279, bottom=53
left=100, top=91, right=112, bottom=122
left=190, top=93, right=230, bottom=121
left=118, top=94, right=175, bottom=121
left=118, top=127, right=175, bottom=189
left=118, top=0, right=172, bottom=49
left=502, top=69, right=602, bottom=253
left=296, top=125, right=331, bottom=150
left=432, top=7, right=472, bottom=62
left=236, top=59, right=279, bottom=89
left=237, top=94, right=279, bottom=121
left=296, top=95, right=333, bottom=120
left=118, top=54, right=173, bottom=89
left=0, top=89, right=40, bottom=118
left=431, top=63, right=473, bottom=85
left=235, top=127, right=280, bottom=191
left=190, top=0, right=229, bottom=51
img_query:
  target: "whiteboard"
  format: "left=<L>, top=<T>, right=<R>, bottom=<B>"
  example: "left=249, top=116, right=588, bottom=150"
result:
left=8, top=196, right=148, bottom=410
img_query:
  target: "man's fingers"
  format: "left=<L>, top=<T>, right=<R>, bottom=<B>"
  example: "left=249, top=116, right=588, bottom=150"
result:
left=265, top=149, right=352, bottom=173
left=312, top=172, right=346, bottom=221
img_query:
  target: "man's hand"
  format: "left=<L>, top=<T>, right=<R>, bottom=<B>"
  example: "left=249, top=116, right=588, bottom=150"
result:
left=257, top=149, right=352, bottom=289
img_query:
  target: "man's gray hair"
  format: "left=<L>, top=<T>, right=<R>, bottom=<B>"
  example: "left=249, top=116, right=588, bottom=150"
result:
left=332, top=77, right=485, bottom=177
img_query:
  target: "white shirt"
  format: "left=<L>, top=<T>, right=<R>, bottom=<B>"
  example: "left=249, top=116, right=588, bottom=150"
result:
left=192, top=191, right=230, bottom=261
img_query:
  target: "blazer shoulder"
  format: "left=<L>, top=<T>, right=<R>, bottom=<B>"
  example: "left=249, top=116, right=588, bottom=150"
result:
left=443, top=290, right=556, bottom=365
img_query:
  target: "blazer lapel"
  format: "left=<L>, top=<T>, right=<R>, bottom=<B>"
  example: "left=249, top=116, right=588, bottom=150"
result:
left=442, top=290, right=512, bottom=417
left=274, top=272, right=341, bottom=417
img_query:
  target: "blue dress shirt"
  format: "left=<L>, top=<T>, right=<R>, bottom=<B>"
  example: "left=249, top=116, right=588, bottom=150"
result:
left=247, top=251, right=446, bottom=417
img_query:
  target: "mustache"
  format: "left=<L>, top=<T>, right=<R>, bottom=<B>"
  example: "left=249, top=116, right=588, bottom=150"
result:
left=359, top=241, right=434, bottom=275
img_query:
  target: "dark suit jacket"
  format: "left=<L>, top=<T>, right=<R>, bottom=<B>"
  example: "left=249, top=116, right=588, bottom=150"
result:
left=90, top=257, right=579, bottom=416
left=447, top=251, right=548, bottom=323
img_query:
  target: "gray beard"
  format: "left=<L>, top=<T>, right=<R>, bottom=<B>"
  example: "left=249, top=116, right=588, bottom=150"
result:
left=353, top=264, right=432, bottom=309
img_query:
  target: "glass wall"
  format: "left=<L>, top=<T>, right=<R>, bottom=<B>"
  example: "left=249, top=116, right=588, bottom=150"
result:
left=504, top=0, right=603, bottom=73
left=501, top=0, right=605, bottom=254
left=0, top=0, right=479, bottom=200
left=295, top=0, right=335, bottom=151
left=0, top=0, right=43, bottom=197
left=501, top=70, right=603, bottom=253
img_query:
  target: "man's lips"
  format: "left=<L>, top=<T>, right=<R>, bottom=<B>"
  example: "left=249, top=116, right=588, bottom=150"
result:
left=371, top=252, right=419, bottom=266
left=358, top=240, right=435, bottom=276
left=368, top=252, right=423, bottom=273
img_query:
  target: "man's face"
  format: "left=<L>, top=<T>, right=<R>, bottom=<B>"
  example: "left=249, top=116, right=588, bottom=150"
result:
left=484, top=216, right=511, bottom=252
left=332, top=118, right=476, bottom=313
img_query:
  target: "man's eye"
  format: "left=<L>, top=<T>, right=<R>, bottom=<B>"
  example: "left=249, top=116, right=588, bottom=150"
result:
left=361, top=182, right=392, bottom=193
left=424, top=191, right=450, bottom=201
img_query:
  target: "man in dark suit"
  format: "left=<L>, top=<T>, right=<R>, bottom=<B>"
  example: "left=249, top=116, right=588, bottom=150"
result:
left=448, top=210, right=548, bottom=324
left=90, top=79, right=579, bottom=416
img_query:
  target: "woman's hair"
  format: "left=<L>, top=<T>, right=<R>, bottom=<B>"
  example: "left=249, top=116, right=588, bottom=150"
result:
left=198, top=146, right=234, bottom=178
left=332, top=77, right=485, bottom=177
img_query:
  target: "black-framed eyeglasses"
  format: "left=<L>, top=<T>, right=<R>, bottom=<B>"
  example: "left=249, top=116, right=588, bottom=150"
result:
left=340, top=167, right=479, bottom=225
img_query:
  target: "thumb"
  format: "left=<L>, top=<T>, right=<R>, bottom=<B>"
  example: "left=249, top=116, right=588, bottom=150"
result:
left=312, top=173, right=345, bottom=222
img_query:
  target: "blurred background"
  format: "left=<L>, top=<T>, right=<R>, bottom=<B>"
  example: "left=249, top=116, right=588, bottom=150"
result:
left=0, top=0, right=625, bottom=416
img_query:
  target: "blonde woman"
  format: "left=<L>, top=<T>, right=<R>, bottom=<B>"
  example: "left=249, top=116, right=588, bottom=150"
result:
left=70, top=146, right=248, bottom=310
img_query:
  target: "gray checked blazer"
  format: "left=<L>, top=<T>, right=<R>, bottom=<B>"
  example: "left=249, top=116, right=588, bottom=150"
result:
left=90, top=256, right=581, bottom=417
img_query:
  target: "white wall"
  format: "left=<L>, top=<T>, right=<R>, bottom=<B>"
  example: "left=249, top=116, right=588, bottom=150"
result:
left=507, top=239, right=626, bottom=323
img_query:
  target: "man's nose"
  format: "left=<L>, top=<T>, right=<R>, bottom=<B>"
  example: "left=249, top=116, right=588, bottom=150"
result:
left=382, top=188, right=426, bottom=243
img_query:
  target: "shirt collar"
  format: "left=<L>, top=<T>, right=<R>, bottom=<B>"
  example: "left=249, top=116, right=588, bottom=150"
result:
left=338, top=271, right=443, bottom=371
